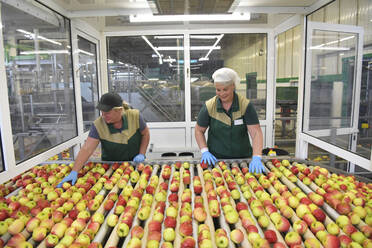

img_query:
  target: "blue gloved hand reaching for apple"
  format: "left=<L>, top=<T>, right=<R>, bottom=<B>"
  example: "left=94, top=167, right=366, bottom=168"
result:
left=249, top=155, right=265, bottom=174
left=57, top=170, right=78, bottom=187
left=133, top=154, right=145, bottom=163
left=201, top=150, right=217, bottom=166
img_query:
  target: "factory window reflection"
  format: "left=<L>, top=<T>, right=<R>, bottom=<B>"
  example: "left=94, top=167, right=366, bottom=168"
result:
left=304, top=29, right=364, bottom=157
left=1, top=2, right=77, bottom=163
left=78, top=36, right=99, bottom=131
left=106, top=35, right=185, bottom=122
left=190, top=33, right=267, bottom=121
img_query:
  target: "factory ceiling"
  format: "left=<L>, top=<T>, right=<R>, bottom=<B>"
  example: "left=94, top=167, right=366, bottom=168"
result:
left=38, top=0, right=326, bottom=27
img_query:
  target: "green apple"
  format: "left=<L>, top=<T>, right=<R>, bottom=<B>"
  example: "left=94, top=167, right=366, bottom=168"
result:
left=106, top=214, right=118, bottom=227
left=117, top=223, right=129, bottom=237
left=163, top=227, right=176, bottom=242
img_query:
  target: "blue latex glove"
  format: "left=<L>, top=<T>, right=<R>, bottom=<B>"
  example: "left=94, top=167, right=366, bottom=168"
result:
left=57, top=171, right=78, bottom=187
left=201, top=151, right=217, bottom=166
left=133, top=154, right=145, bottom=163
left=249, top=156, right=265, bottom=174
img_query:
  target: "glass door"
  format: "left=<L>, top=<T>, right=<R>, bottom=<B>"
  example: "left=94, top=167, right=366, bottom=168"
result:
left=77, top=35, right=100, bottom=131
left=302, top=21, right=364, bottom=171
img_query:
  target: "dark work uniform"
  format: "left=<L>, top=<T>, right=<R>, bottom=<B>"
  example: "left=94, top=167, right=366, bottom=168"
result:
left=197, top=92, right=259, bottom=159
left=89, top=109, right=146, bottom=161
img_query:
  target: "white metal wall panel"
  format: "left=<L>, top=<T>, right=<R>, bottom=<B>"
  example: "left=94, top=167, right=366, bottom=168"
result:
left=277, top=33, right=285, bottom=79
left=309, top=8, right=325, bottom=22
left=260, top=36, right=267, bottom=81
left=359, top=0, right=372, bottom=44
left=149, top=128, right=187, bottom=149
left=292, top=26, right=301, bottom=77
left=325, top=1, right=340, bottom=24
left=340, top=0, right=357, bottom=25
left=285, top=29, right=293, bottom=78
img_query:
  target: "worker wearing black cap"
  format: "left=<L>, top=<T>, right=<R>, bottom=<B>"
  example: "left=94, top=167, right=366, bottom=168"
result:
left=57, top=92, right=150, bottom=186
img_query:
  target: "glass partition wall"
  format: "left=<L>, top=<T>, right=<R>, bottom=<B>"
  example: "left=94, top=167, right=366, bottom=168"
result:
left=307, top=0, right=372, bottom=162
left=190, top=34, right=267, bottom=121
left=1, top=2, right=77, bottom=163
left=106, top=35, right=185, bottom=122
left=299, top=21, right=368, bottom=171
left=107, top=34, right=267, bottom=123
left=78, top=36, right=99, bottom=131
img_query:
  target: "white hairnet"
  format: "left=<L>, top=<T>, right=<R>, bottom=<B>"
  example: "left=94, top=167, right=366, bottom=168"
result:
left=212, top=68, right=240, bottom=87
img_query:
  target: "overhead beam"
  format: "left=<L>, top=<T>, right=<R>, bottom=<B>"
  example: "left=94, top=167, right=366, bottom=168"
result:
left=67, top=8, right=153, bottom=18
left=304, top=0, right=334, bottom=14
left=234, top=6, right=308, bottom=14
left=235, top=0, right=334, bottom=14
left=2, top=0, right=60, bottom=26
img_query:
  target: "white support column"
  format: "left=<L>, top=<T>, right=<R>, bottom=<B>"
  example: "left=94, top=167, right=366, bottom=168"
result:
left=71, top=21, right=84, bottom=142
left=295, top=16, right=307, bottom=159
left=100, top=33, right=108, bottom=94
left=266, top=30, right=275, bottom=148
left=184, top=33, right=191, bottom=148
left=0, top=2, right=17, bottom=176
left=70, top=21, right=85, bottom=159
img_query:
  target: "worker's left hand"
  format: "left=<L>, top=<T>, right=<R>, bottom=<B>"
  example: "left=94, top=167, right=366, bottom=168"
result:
left=133, top=154, right=145, bottom=163
left=249, top=155, right=265, bottom=174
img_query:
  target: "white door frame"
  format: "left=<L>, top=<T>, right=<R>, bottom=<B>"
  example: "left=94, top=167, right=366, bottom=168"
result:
left=297, top=21, right=370, bottom=172
left=272, top=15, right=303, bottom=148
left=70, top=20, right=102, bottom=157
left=104, top=26, right=274, bottom=150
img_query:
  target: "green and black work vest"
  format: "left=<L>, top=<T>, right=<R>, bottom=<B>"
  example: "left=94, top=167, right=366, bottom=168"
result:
left=94, top=109, right=141, bottom=161
left=206, top=94, right=252, bottom=159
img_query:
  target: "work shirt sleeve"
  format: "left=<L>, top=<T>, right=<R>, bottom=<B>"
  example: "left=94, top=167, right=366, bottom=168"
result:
left=88, top=124, right=100, bottom=139
left=196, top=104, right=210, bottom=127
left=244, top=102, right=260, bottom=125
left=139, top=113, right=147, bottom=132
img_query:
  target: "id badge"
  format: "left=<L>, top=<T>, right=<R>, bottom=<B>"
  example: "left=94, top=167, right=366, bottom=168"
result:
left=234, top=119, right=243, bottom=125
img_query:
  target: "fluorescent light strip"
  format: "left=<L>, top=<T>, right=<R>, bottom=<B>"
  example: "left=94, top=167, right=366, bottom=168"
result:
left=204, top=34, right=224, bottom=59
left=38, top=35, right=62, bottom=46
left=191, top=35, right=220, bottom=39
left=142, top=36, right=163, bottom=64
left=313, top=35, right=355, bottom=48
left=78, top=49, right=94, bottom=56
left=310, top=46, right=350, bottom=51
left=17, top=29, right=62, bottom=46
left=156, top=46, right=221, bottom=51
left=20, top=50, right=69, bottom=55
left=339, top=36, right=355, bottom=42
left=154, top=35, right=183, bottom=39
left=130, top=13, right=250, bottom=22
left=154, top=35, right=221, bottom=40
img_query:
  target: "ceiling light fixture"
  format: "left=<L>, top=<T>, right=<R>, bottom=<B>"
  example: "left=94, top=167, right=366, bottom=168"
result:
left=190, top=35, right=221, bottom=39
left=130, top=13, right=250, bottom=23
left=310, top=46, right=350, bottom=51
left=142, top=35, right=163, bottom=64
left=20, top=50, right=69, bottom=55
left=199, top=34, right=224, bottom=61
left=154, top=35, right=183, bottom=39
left=154, top=35, right=221, bottom=39
left=156, top=46, right=221, bottom=51
left=77, top=49, right=94, bottom=56
left=17, top=29, right=62, bottom=46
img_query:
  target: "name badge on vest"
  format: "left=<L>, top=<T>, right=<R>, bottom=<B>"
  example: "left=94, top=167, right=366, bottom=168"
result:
left=234, top=119, right=243, bottom=125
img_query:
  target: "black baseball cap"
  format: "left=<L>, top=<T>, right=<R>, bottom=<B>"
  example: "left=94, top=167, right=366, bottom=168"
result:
left=96, top=92, right=122, bottom=112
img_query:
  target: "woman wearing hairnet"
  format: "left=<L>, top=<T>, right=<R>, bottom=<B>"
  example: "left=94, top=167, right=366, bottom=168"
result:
left=195, top=67, right=265, bottom=173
